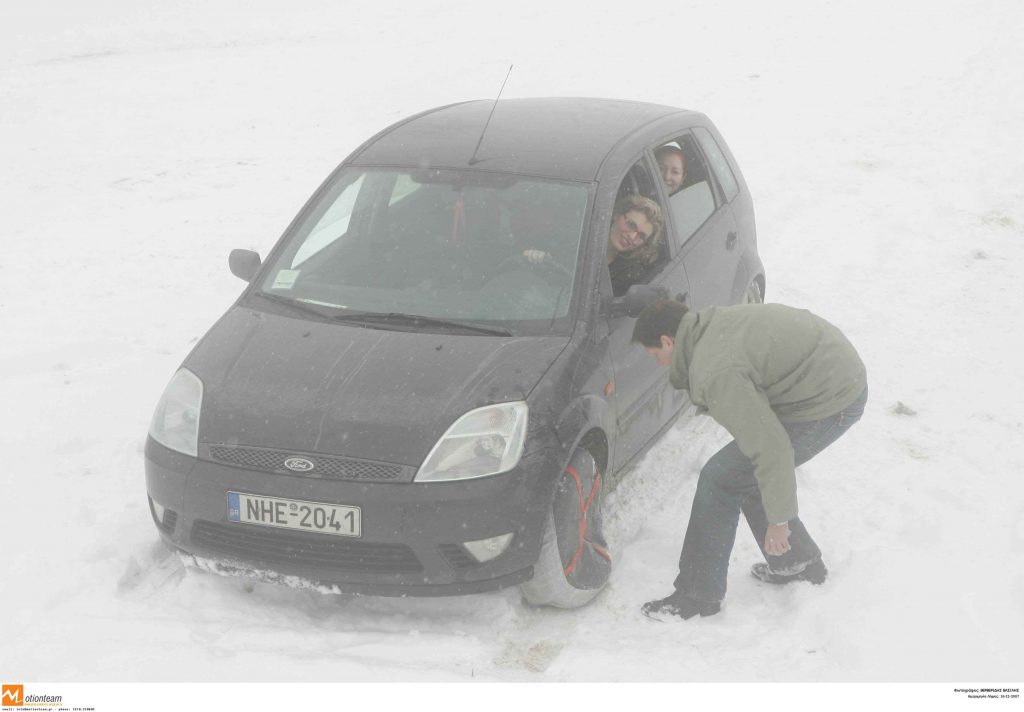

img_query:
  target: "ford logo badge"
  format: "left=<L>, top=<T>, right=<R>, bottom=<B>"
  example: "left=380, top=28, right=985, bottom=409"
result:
left=283, top=457, right=315, bottom=472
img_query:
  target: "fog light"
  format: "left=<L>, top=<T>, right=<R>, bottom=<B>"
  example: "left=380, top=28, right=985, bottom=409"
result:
left=149, top=496, right=166, bottom=524
left=462, top=533, right=514, bottom=563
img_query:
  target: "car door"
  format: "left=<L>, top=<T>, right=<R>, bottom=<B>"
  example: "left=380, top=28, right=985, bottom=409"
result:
left=659, top=130, right=743, bottom=310
left=605, top=156, right=691, bottom=474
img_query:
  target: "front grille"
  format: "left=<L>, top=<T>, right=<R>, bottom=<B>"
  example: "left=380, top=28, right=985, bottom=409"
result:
left=439, top=544, right=479, bottom=571
left=208, top=445, right=406, bottom=481
left=191, top=520, right=423, bottom=574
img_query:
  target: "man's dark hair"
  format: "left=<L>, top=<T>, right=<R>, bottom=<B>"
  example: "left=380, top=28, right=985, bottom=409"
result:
left=632, top=299, right=689, bottom=347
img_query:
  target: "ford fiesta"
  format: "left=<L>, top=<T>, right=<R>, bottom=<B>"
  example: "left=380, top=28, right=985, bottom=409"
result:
left=145, top=98, right=765, bottom=607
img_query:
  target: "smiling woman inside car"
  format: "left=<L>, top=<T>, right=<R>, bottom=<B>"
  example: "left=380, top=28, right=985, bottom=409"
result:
left=656, top=144, right=687, bottom=195
left=525, top=193, right=663, bottom=297
left=605, top=193, right=664, bottom=296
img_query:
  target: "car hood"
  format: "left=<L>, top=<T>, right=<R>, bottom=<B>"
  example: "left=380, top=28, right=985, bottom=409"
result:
left=185, top=307, right=570, bottom=466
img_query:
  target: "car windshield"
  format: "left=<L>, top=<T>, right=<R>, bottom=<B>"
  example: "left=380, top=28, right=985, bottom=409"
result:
left=258, top=168, right=591, bottom=334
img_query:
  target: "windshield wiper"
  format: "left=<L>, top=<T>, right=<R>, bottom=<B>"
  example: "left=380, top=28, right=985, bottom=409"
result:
left=331, top=311, right=512, bottom=336
left=254, top=292, right=336, bottom=320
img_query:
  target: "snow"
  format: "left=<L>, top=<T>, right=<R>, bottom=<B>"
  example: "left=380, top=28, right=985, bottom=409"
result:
left=2, top=0, right=1023, bottom=695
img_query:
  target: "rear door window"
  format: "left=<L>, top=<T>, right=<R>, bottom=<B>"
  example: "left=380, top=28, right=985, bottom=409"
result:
left=693, top=127, right=739, bottom=202
left=654, top=133, right=719, bottom=244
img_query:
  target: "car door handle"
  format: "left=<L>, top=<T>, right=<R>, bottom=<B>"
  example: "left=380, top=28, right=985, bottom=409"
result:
left=725, top=231, right=737, bottom=251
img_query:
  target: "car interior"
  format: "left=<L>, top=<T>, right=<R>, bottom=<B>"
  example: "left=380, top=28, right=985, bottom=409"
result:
left=267, top=169, right=591, bottom=325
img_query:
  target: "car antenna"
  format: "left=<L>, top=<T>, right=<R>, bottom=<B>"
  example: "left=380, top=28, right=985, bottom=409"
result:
left=468, top=64, right=513, bottom=166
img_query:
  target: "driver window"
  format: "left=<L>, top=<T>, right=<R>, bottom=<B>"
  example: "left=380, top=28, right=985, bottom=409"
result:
left=656, top=134, right=718, bottom=244
left=292, top=174, right=365, bottom=266
left=608, top=160, right=668, bottom=297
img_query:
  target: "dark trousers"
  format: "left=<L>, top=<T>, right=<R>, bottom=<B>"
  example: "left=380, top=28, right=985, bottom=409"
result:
left=674, top=387, right=868, bottom=603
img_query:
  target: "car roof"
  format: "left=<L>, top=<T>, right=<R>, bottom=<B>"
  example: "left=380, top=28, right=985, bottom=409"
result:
left=349, top=97, right=693, bottom=182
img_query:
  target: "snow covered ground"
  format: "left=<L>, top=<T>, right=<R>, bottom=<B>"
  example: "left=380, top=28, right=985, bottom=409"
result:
left=2, top=0, right=1022, bottom=690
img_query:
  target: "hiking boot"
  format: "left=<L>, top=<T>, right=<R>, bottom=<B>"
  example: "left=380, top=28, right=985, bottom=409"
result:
left=750, top=558, right=828, bottom=585
left=642, top=591, right=721, bottom=621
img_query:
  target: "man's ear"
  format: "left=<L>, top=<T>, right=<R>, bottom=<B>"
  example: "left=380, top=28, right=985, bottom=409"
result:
left=660, top=335, right=675, bottom=351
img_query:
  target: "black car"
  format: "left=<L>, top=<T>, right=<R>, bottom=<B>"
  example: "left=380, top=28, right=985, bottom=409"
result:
left=145, top=97, right=764, bottom=607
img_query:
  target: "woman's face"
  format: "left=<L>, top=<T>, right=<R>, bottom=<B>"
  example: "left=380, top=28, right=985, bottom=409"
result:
left=608, top=210, right=654, bottom=254
left=658, top=152, right=686, bottom=194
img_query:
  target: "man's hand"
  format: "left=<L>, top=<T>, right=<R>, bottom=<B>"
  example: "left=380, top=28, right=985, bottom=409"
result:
left=523, top=249, right=549, bottom=264
left=765, top=522, right=791, bottom=556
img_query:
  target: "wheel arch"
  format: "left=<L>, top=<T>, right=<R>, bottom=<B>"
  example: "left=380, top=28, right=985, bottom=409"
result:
left=576, top=428, right=610, bottom=477
left=730, top=247, right=766, bottom=303
left=553, top=394, right=614, bottom=475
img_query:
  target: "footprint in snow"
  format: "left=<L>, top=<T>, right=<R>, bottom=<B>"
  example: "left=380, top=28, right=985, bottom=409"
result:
left=116, top=543, right=185, bottom=595
left=493, top=638, right=565, bottom=674
left=890, top=401, right=917, bottom=416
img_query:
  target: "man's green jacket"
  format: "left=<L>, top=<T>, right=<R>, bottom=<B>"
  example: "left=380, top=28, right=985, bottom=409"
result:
left=668, top=303, right=867, bottom=524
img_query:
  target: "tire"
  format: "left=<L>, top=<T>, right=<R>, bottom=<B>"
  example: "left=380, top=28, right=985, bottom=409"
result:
left=520, top=448, right=611, bottom=608
left=744, top=279, right=763, bottom=304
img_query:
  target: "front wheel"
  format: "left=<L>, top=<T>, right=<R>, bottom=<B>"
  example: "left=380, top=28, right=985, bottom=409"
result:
left=520, top=448, right=611, bottom=608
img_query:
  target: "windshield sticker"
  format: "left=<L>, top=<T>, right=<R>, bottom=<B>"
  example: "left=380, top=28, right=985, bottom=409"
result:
left=272, top=269, right=300, bottom=290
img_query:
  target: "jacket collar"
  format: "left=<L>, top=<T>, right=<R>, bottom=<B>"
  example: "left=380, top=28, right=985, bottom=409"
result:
left=669, top=309, right=712, bottom=390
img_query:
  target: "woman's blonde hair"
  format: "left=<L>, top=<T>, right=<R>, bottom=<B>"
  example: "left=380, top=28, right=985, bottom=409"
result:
left=614, top=193, right=664, bottom=265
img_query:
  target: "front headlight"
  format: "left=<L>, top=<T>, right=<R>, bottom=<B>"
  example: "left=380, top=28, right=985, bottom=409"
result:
left=148, top=368, right=203, bottom=457
left=415, top=402, right=528, bottom=482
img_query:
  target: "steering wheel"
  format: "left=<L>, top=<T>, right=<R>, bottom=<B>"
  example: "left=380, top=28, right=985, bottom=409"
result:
left=495, top=253, right=574, bottom=283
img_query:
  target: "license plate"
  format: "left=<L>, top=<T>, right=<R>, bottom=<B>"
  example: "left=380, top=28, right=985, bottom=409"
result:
left=227, top=491, right=361, bottom=538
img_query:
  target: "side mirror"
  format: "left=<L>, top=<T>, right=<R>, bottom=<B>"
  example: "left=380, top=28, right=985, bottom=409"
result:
left=612, top=284, right=669, bottom=318
left=229, top=249, right=262, bottom=282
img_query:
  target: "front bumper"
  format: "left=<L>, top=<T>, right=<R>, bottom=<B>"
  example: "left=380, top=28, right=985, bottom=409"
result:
left=144, top=437, right=557, bottom=596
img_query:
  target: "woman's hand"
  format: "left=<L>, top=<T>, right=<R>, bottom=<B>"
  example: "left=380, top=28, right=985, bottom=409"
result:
left=523, top=249, right=549, bottom=264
